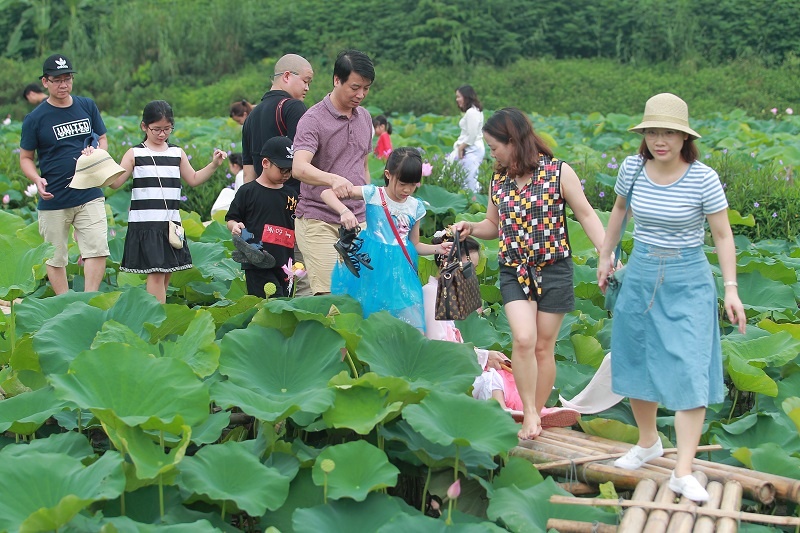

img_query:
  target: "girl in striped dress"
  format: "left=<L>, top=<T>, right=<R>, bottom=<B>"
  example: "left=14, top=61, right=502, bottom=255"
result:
left=111, top=100, right=227, bottom=303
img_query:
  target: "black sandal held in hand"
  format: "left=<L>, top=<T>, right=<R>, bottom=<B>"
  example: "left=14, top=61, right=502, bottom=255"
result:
left=232, top=229, right=276, bottom=269
left=334, top=226, right=373, bottom=278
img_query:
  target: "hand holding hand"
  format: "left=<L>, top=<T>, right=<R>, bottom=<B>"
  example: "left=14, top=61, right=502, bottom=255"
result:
left=331, top=175, right=353, bottom=199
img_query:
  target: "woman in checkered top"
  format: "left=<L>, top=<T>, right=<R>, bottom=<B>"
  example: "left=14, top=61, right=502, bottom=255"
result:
left=455, top=108, right=606, bottom=440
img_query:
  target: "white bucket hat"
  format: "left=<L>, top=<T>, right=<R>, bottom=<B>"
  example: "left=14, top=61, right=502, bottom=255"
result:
left=69, top=149, right=126, bottom=189
left=629, top=93, right=701, bottom=140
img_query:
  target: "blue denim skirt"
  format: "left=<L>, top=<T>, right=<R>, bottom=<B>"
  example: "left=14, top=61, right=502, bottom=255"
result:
left=610, top=242, right=724, bottom=410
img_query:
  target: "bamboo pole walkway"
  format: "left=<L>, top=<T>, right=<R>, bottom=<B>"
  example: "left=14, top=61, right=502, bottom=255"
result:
left=510, top=427, right=800, bottom=532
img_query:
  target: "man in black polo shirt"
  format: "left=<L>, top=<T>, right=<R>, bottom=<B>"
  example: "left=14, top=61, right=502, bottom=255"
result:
left=241, top=53, right=314, bottom=196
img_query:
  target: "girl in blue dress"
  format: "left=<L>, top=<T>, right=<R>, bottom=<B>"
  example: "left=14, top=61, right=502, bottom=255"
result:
left=322, top=147, right=452, bottom=330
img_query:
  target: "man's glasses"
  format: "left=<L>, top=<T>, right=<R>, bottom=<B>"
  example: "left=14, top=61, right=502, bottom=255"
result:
left=46, top=75, right=74, bottom=86
left=147, top=126, right=174, bottom=135
left=273, top=71, right=299, bottom=78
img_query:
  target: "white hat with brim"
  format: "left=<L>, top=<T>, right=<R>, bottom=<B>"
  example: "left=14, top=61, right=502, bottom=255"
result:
left=69, top=149, right=126, bottom=189
left=628, top=92, right=701, bottom=140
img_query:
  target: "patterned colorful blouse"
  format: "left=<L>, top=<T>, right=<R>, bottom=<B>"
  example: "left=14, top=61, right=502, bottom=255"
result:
left=490, top=154, right=571, bottom=298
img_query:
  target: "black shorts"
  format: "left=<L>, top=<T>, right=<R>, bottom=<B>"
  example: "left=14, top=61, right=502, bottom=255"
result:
left=499, top=259, right=575, bottom=313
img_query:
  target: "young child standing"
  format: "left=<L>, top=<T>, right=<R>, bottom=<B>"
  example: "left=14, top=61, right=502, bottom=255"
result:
left=373, top=115, right=393, bottom=160
left=111, top=100, right=227, bottom=303
left=226, top=136, right=298, bottom=298
left=322, top=147, right=451, bottom=330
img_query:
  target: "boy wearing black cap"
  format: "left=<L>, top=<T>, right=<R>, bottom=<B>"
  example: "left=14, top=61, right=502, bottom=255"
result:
left=19, top=54, right=110, bottom=295
left=226, top=136, right=298, bottom=298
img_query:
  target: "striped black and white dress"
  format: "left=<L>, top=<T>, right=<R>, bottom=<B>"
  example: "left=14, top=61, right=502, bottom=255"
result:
left=120, top=143, right=193, bottom=273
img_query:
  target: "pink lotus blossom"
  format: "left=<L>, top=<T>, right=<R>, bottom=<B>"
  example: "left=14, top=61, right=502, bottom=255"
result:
left=2, top=194, right=9, bottom=205
left=771, top=108, right=778, bottom=115
left=447, top=479, right=461, bottom=499
left=787, top=108, right=794, bottom=115
left=421, top=162, right=433, bottom=177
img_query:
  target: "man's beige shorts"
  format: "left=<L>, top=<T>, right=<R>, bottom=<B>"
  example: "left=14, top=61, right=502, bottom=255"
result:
left=38, top=197, right=109, bottom=267
left=295, top=217, right=340, bottom=294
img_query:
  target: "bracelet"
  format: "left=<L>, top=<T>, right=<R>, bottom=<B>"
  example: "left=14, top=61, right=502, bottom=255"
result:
left=723, top=281, right=738, bottom=287
left=339, top=208, right=349, bottom=216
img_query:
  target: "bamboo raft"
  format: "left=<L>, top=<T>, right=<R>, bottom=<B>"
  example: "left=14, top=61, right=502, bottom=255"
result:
left=511, top=427, right=800, bottom=532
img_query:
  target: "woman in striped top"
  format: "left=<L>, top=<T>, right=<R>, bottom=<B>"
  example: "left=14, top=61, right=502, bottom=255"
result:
left=111, top=100, right=227, bottom=303
left=597, top=93, right=746, bottom=502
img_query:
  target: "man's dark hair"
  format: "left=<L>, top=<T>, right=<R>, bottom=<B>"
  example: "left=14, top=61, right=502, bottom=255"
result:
left=333, top=50, right=375, bottom=84
left=22, top=83, right=44, bottom=100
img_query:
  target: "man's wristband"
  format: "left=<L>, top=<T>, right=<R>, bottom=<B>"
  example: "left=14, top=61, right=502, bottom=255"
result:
left=339, top=208, right=350, bottom=216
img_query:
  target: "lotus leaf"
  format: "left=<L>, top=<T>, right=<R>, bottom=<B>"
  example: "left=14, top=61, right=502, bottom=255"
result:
left=50, top=344, right=209, bottom=432
left=403, top=390, right=519, bottom=456
left=259, top=469, right=323, bottom=531
left=737, top=271, right=797, bottom=312
left=377, top=512, right=507, bottom=532
left=323, top=385, right=404, bottom=434
left=213, top=321, right=347, bottom=422
left=330, top=371, right=426, bottom=407
left=0, top=233, right=53, bottom=301
left=711, top=412, right=800, bottom=451
left=178, top=241, right=241, bottom=282
left=491, top=455, right=545, bottom=493
left=732, top=442, right=800, bottom=478
left=292, top=493, right=416, bottom=533
left=0, top=385, right=68, bottom=434
left=758, top=319, right=800, bottom=340
left=311, top=440, right=399, bottom=501
left=578, top=418, right=671, bottom=447
left=783, top=397, right=800, bottom=434
left=9, top=334, right=39, bottom=372
left=455, top=312, right=512, bottom=351
left=14, top=292, right=96, bottom=336
left=357, top=312, right=481, bottom=394
left=67, top=515, right=222, bottom=533
left=34, top=289, right=167, bottom=375
left=379, top=420, right=497, bottom=470
left=177, top=440, right=291, bottom=516
left=487, top=478, right=616, bottom=533
left=252, top=294, right=363, bottom=338
left=0, top=431, right=93, bottom=459
left=725, top=352, right=779, bottom=396
left=91, top=319, right=154, bottom=352
left=570, top=333, right=605, bottom=369
left=415, top=184, right=468, bottom=215
left=145, top=303, right=200, bottom=340
left=0, top=451, right=124, bottom=533
left=190, top=411, right=230, bottom=445
left=160, top=310, right=220, bottom=377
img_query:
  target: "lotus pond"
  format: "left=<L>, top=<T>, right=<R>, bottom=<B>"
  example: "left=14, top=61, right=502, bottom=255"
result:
left=0, top=111, right=799, bottom=531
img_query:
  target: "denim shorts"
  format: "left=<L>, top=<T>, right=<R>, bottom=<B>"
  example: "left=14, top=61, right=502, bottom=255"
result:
left=499, top=258, right=575, bottom=313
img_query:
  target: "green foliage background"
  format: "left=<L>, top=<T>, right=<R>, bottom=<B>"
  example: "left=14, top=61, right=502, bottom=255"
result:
left=1, top=0, right=799, bottom=119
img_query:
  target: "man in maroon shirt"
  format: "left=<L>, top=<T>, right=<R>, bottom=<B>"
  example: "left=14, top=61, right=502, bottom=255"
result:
left=292, top=50, right=375, bottom=294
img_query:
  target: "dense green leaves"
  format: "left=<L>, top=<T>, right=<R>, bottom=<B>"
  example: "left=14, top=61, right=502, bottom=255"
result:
left=311, top=441, right=400, bottom=501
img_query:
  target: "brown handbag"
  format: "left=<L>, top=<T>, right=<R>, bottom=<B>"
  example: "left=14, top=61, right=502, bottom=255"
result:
left=435, top=229, right=482, bottom=320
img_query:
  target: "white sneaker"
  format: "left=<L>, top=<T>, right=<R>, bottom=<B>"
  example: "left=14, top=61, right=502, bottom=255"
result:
left=614, top=440, right=663, bottom=470
left=669, top=471, right=709, bottom=502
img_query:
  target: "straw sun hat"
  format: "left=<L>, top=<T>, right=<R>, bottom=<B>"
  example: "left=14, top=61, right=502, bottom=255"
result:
left=69, top=149, right=126, bottom=189
left=628, top=93, right=701, bottom=140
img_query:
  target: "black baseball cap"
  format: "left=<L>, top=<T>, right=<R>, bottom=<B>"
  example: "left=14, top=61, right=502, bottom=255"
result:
left=260, top=136, right=294, bottom=169
left=42, top=54, right=76, bottom=78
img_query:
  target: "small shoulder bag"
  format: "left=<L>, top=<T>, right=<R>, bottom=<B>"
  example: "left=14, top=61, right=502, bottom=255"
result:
left=149, top=151, right=185, bottom=250
left=603, top=164, right=643, bottom=312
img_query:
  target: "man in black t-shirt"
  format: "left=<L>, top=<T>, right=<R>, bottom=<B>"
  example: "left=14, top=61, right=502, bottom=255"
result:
left=227, top=136, right=298, bottom=298
left=241, top=54, right=314, bottom=196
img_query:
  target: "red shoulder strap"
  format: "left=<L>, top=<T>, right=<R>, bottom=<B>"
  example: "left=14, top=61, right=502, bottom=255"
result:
left=378, top=187, right=416, bottom=272
left=275, top=98, right=290, bottom=136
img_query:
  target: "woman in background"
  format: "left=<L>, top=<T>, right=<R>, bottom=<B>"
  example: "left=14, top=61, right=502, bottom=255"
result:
left=447, top=85, right=485, bottom=193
